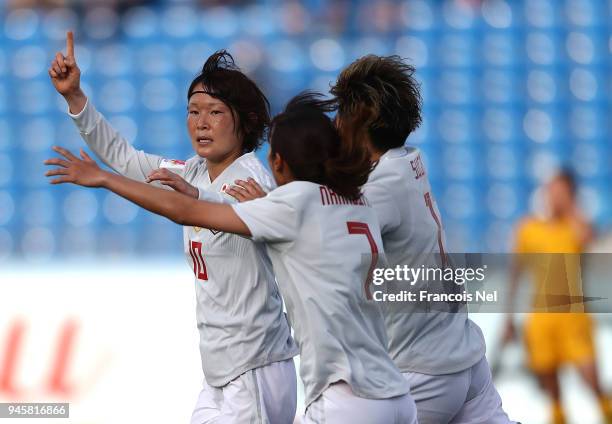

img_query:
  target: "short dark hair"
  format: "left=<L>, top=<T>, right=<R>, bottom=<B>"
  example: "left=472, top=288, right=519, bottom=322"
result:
left=187, top=50, right=270, bottom=152
left=330, top=55, right=422, bottom=152
left=269, top=92, right=371, bottom=200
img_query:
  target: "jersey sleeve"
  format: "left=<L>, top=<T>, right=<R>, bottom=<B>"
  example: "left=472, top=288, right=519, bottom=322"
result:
left=69, top=99, right=163, bottom=182
left=362, top=182, right=402, bottom=234
left=198, top=190, right=235, bottom=204
left=231, top=188, right=299, bottom=243
left=513, top=220, right=531, bottom=254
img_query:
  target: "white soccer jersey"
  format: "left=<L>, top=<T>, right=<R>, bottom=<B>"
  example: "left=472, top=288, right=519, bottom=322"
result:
left=232, top=181, right=410, bottom=407
left=69, top=100, right=298, bottom=386
left=364, top=146, right=485, bottom=375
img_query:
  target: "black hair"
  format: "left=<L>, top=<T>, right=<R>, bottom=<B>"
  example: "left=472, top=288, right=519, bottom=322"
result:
left=330, top=55, right=422, bottom=152
left=187, top=50, right=270, bottom=152
left=269, top=92, right=371, bottom=200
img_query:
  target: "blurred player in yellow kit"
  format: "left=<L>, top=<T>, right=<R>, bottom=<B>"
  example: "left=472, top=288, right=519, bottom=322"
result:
left=505, top=169, right=611, bottom=424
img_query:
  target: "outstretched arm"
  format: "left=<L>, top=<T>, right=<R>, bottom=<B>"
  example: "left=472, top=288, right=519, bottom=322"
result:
left=45, top=146, right=250, bottom=236
left=49, top=31, right=196, bottom=194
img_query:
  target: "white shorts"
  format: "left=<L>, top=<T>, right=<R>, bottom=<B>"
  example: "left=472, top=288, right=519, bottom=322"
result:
left=191, top=358, right=297, bottom=424
left=403, top=357, right=516, bottom=424
left=301, top=382, right=417, bottom=424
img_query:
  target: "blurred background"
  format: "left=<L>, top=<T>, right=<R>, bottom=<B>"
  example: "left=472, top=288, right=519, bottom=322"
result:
left=0, top=0, right=610, bottom=423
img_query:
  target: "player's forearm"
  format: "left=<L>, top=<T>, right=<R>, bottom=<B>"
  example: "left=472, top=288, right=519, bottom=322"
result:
left=101, top=172, right=250, bottom=235
left=63, top=88, right=87, bottom=115
left=102, top=172, right=203, bottom=225
left=506, top=260, right=522, bottom=314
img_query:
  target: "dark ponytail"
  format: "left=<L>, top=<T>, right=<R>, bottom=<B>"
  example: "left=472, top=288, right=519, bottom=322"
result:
left=269, top=92, right=372, bottom=200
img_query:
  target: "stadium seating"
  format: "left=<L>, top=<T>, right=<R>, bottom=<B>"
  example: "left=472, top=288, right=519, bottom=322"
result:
left=0, top=0, right=609, bottom=259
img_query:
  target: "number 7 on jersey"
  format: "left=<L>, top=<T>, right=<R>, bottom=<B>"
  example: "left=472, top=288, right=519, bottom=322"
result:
left=346, top=222, right=379, bottom=300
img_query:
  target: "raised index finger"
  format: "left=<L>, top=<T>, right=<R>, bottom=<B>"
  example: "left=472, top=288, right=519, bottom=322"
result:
left=66, top=31, right=74, bottom=57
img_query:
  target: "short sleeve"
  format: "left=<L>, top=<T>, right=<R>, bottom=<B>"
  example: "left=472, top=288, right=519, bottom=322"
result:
left=198, top=189, right=235, bottom=204
left=232, top=189, right=299, bottom=243
left=514, top=220, right=531, bottom=254
left=363, top=182, right=401, bottom=234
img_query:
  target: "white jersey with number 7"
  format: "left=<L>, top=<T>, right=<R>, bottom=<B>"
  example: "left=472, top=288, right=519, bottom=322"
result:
left=364, top=146, right=485, bottom=375
left=232, top=181, right=411, bottom=408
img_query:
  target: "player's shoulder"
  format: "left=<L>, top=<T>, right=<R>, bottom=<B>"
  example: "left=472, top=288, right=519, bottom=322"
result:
left=271, top=180, right=316, bottom=195
left=232, top=152, right=276, bottom=190
left=381, top=145, right=421, bottom=164
left=159, top=155, right=202, bottom=166
left=159, top=155, right=203, bottom=176
left=266, top=181, right=320, bottom=203
left=372, top=146, right=422, bottom=179
left=514, top=216, right=543, bottom=253
left=184, top=154, right=208, bottom=170
left=368, top=146, right=427, bottom=196
left=516, top=216, right=543, bottom=236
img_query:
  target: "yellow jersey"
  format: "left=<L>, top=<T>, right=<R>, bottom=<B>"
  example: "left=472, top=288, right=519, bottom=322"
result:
left=514, top=217, right=584, bottom=312
left=514, top=217, right=595, bottom=371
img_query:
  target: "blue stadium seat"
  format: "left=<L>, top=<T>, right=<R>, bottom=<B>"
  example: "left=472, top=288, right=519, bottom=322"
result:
left=1, top=0, right=610, bottom=257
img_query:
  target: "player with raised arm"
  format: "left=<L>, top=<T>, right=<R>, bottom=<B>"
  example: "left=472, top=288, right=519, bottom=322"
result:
left=45, top=92, right=418, bottom=423
left=49, top=32, right=298, bottom=424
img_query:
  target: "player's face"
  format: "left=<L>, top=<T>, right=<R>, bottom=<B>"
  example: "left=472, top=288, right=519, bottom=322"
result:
left=187, top=85, right=242, bottom=163
left=547, top=177, right=574, bottom=216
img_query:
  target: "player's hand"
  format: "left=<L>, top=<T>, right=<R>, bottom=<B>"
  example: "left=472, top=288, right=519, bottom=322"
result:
left=49, top=31, right=81, bottom=96
left=44, top=146, right=107, bottom=187
left=49, top=31, right=86, bottom=112
left=146, top=168, right=199, bottom=198
left=226, top=178, right=266, bottom=202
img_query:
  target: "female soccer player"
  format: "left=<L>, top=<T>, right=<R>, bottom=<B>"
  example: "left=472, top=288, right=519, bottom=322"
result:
left=330, top=55, right=515, bottom=424
left=45, top=92, right=417, bottom=423
left=232, top=56, right=518, bottom=423
left=508, top=170, right=611, bottom=424
left=49, top=33, right=298, bottom=423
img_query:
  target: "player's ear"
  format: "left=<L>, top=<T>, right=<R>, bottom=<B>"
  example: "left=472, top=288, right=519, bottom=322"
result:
left=269, top=152, right=283, bottom=174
